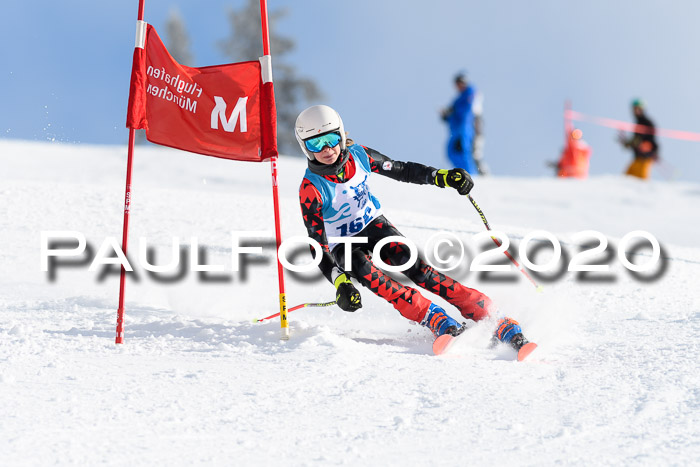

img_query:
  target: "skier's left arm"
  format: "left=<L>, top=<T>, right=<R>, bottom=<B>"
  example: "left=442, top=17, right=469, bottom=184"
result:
left=365, top=146, right=436, bottom=184
left=365, top=146, right=474, bottom=195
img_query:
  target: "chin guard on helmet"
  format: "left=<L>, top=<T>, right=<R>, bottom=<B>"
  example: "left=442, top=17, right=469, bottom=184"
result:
left=295, top=105, right=347, bottom=160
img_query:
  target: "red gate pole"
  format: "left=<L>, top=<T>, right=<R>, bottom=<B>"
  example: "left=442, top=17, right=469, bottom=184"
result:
left=259, top=0, right=289, bottom=340
left=116, top=0, right=147, bottom=344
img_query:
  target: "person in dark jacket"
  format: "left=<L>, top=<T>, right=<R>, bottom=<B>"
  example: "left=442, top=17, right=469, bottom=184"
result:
left=618, top=99, right=659, bottom=179
left=294, top=104, right=531, bottom=351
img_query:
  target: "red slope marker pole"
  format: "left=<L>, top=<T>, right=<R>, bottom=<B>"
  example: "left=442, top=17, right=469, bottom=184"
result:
left=116, top=0, right=146, bottom=344
left=259, top=0, right=289, bottom=340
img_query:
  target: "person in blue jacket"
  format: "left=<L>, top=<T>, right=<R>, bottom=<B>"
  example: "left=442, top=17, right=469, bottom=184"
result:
left=441, top=73, right=478, bottom=174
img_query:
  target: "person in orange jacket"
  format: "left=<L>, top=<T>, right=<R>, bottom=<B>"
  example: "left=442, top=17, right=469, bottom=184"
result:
left=557, top=128, right=592, bottom=179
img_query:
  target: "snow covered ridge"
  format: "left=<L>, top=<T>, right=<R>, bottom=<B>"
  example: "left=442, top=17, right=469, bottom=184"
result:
left=1, top=139, right=699, bottom=465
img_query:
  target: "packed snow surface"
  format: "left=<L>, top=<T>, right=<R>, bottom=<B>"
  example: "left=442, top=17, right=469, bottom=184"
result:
left=1, top=140, right=699, bottom=465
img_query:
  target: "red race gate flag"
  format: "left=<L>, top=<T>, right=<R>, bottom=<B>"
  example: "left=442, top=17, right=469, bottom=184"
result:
left=126, top=24, right=276, bottom=161
left=118, top=1, right=286, bottom=344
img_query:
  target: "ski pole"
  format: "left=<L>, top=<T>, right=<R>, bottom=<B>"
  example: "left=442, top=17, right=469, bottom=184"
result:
left=253, top=300, right=337, bottom=323
left=467, top=194, right=544, bottom=292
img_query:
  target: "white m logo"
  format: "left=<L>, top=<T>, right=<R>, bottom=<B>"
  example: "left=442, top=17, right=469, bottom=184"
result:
left=211, top=96, right=248, bottom=133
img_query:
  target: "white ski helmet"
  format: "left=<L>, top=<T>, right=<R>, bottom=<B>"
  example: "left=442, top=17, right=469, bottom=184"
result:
left=294, top=105, right=346, bottom=160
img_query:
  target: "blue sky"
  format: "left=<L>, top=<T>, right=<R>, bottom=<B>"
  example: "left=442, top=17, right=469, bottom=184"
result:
left=2, top=1, right=700, bottom=181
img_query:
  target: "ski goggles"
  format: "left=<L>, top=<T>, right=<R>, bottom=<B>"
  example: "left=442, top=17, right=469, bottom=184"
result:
left=304, top=132, right=342, bottom=153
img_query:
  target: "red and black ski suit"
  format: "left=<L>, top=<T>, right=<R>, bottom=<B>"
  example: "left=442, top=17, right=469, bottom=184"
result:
left=299, top=144, right=493, bottom=325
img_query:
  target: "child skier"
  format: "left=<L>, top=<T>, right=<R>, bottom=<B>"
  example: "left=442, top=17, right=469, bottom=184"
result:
left=295, top=105, right=529, bottom=351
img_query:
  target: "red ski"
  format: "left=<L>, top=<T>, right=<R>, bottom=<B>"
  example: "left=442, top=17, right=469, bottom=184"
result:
left=516, top=342, right=538, bottom=361
left=432, top=333, right=457, bottom=356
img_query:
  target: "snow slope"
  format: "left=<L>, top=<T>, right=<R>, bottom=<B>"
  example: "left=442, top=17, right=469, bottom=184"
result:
left=1, top=139, right=699, bottom=466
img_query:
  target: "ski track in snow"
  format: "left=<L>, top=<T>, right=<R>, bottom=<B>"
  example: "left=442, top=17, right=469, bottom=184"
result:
left=1, top=140, right=699, bottom=466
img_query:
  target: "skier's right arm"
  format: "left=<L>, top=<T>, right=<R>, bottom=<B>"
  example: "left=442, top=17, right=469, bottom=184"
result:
left=299, top=179, right=339, bottom=284
left=299, top=179, right=362, bottom=311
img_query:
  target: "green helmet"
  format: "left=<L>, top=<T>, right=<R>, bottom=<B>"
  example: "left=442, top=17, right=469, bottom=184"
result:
left=631, top=98, right=645, bottom=108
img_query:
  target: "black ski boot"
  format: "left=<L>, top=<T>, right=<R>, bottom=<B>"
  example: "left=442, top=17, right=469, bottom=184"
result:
left=509, top=332, right=530, bottom=351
